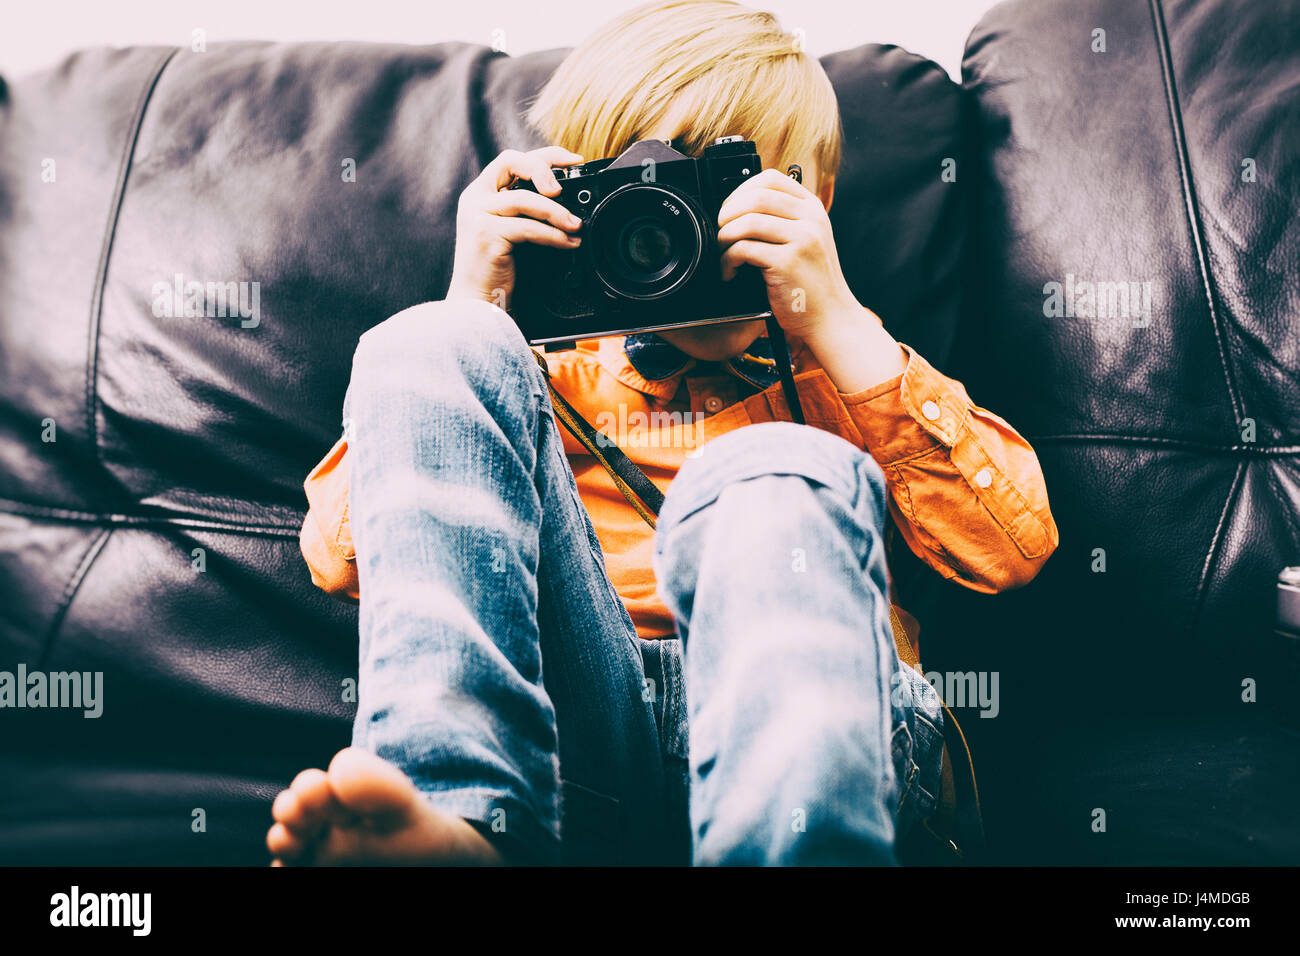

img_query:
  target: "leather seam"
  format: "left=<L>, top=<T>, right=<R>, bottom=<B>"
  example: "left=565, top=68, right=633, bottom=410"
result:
left=0, top=497, right=300, bottom=537
left=1189, top=461, right=1244, bottom=638
left=84, top=46, right=180, bottom=476
left=38, top=527, right=113, bottom=668
left=1148, top=0, right=1243, bottom=424
left=1027, top=434, right=1300, bottom=456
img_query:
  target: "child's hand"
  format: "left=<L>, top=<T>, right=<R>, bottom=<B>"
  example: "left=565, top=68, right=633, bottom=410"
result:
left=718, top=168, right=908, bottom=391
left=446, top=146, right=585, bottom=308
left=716, top=168, right=859, bottom=341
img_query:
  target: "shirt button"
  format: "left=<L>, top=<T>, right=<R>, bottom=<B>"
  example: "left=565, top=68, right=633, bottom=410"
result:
left=921, top=400, right=941, bottom=421
left=974, top=468, right=993, bottom=488
left=703, top=396, right=724, bottom=414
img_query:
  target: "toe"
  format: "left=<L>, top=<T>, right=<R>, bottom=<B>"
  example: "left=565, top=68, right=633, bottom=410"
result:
left=271, top=788, right=303, bottom=826
left=327, top=747, right=422, bottom=822
left=267, top=821, right=307, bottom=861
left=278, top=767, right=343, bottom=834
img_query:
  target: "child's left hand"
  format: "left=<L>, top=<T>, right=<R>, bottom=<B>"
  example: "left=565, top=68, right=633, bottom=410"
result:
left=716, top=168, right=860, bottom=341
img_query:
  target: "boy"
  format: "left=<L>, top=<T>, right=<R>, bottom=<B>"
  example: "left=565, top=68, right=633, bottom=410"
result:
left=266, top=0, right=1056, bottom=866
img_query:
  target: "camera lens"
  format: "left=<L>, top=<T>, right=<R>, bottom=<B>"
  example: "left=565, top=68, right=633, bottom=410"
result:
left=589, top=184, right=704, bottom=301
left=620, top=217, right=674, bottom=274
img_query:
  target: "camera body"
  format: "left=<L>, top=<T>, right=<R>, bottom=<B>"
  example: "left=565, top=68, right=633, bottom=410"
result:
left=509, top=136, right=771, bottom=345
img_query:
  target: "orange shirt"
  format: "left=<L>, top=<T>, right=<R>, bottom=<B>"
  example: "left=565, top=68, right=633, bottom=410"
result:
left=300, top=333, right=1058, bottom=644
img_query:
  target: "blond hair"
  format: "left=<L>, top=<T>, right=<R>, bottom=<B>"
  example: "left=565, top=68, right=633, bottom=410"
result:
left=526, top=0, right=842, bottom=184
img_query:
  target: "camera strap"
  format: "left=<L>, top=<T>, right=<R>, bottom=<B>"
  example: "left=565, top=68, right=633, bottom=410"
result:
left=533, top=351, right=665, bottom=527
left=764, top=316, right=805, bottom=425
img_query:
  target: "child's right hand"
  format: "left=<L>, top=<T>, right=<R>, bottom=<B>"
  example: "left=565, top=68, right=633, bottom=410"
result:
left=445, top=146, right=585, bottom=308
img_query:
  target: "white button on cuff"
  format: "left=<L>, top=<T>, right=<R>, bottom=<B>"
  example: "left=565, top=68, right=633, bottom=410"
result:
left=974, top=468, right=993, bottom=488
left=921, top=400, right=941, bottom=421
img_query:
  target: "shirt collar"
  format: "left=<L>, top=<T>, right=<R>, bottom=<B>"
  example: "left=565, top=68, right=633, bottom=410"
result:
left=618, top=330, right=788, bottom=396
left=622, top=332, right=694, bottom=382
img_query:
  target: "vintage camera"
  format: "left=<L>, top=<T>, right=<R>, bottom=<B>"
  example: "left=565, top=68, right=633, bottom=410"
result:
left=509, top=136, right=771, bottom=345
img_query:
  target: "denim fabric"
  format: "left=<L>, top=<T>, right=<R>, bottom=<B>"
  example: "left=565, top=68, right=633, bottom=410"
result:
left=344, top=299, right=942, bottom=865
left=638, top=637, right=692, bottom=860
left=344, top=299, right=670, bottom=864
left=645, top=638, right=944, bottom=865
left=652, top=422, right=946, bottom=865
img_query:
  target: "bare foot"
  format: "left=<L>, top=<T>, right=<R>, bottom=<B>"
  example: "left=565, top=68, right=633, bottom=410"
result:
left=266, top=747, right=504, bottom=865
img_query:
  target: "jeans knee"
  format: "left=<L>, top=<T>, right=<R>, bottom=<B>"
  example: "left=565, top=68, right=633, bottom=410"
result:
left=659, top=422, right=886, bottom=536
left=352, top=299, right=540, bottom=398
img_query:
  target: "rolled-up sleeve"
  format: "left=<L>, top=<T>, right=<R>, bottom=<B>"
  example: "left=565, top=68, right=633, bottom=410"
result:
left=839, top=344, right=1058, bottom=593
left=300, top=435, right=360, bottom=603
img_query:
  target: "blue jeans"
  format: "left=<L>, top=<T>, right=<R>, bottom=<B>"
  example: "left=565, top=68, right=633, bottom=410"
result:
left=344, top=299, right=945, bottom=865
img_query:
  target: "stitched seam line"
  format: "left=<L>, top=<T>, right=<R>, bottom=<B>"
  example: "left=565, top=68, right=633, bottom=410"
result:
left=1148, top=0, right=1243, bottom=423
left=889, top=465, right=967, bottom=580
left=872, top=436, right=943, bottom=468
left=85, top=47, right=179, bottom=474
left=891, top=441, right=1041, bottom=563
left=1027, top=434, right=1300, bottom=456
left=38, top=527, right=113, bottom=669
left=1190, top=461, right=1244, bottom=637
left=966, top=428, right=1034, bottom=519
left=0, top=498, right=300, bottom=537
left=962, top=428, right=1049, bottom=559
left=902, top=365, right=971, bottom=449
left=897, top=760, right=919, bottom=814
left=335, top=498, right=355, bottom=555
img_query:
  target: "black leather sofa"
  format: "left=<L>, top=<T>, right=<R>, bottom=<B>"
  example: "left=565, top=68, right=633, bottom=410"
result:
left=923, top=0, right=1300, bottom=865
left=1, top=0, right=1295, bottom=865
